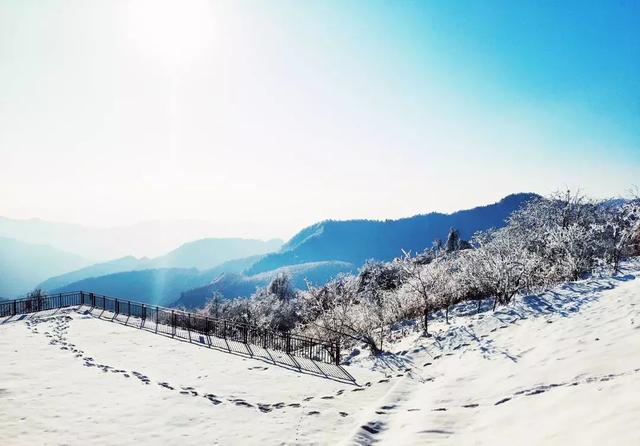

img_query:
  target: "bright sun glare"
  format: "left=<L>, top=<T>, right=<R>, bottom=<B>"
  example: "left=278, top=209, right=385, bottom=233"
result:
left=123, top=0, right=216, bottom=65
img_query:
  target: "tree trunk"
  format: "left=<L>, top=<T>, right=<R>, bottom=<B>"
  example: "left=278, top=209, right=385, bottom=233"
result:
left=423, top=307, right=429, bottom=336
left=492, top=297, right=498, bottom=311
left=445, top=306, right=449, bottom=324
left=364, top=335, right=381, bottom=355
left=477, top=299, right=481, bottom=314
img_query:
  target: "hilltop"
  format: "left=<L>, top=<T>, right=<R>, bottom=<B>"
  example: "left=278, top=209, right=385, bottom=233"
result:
left=1, top=260, right=638, bottom=445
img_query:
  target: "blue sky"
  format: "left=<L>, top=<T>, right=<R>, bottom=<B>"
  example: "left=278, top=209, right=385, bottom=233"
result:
left=0, top=0, right=638, bottom=239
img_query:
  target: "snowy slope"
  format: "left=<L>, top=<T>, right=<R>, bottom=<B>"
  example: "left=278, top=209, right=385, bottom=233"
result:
left=1, top=260, right=640, bottom=445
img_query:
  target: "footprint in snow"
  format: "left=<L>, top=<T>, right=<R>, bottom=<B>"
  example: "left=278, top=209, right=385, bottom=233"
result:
left=361, top=422, right=383, bottom=434
left=234, top=400, right=253, bottom=408
left=527, top=389, right=546, bottom=395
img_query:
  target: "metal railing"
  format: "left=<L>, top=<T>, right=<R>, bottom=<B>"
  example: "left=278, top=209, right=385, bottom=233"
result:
left=0, top=291, right=341, bottom=365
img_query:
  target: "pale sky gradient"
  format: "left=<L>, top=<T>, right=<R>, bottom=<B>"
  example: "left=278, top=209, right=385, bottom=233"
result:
left=1, top=0, right=638, bottom=240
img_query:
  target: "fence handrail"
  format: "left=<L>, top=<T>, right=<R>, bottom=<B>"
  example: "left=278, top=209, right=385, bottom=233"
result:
left=0, top=290, right=341, bottom=365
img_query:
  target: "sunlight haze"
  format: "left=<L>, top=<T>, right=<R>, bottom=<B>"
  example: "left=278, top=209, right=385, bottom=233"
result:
left=1, top=0, right=638, bottom=240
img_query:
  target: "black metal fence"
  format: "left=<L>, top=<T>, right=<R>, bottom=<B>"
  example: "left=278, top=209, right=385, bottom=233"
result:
left=0, top=291, right=341, bottom=365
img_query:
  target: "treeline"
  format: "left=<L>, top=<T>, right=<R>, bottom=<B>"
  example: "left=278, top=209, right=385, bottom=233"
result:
left=199, top=191, right=640, bottom=355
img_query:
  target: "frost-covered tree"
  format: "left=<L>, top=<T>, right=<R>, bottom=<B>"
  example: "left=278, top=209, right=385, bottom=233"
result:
left=264, top=272, right=295, bottom=301
left=505, top=190, right=610, bottom=283
left=247, top=273, right=298, bottom=332
left=25, top=288, right=45, bottom=312
left=303, top=275, right=388, bottom=354
left=399, top=251, right=449, bottom=335
left=600, top=199, right=640, bottom=272
left=202, top=291, right=225, bottom=319
left=465, top=229, right=541, bottom=310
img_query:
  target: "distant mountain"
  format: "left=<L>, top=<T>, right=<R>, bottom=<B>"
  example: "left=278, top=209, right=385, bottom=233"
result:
left=0, top=217, right=280, bottom=260
left=172, top=261, right=355, bottom=309
left=38, top=239, right=282, bottom=292
left=47, top=255, right=273, bottom=306
left=246, top=193, right=538, bottom=275
left=38, top=256, right=153, bottom=292
left=0, top=237, right=90, bottom=297
left=151, top=238, right=282, bottom=270
left=51, top=268, right=210, bottom=307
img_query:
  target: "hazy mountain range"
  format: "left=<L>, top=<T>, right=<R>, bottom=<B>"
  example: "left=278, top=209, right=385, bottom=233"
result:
left=1, top=238, right=281, bottom=298
left=1, top=193, right=538, bottom=307
left=0, top=237, right=90, bottom=297
left=38, top=238, right=281, bottom=292
left=0, top=217, right=261, bottom=260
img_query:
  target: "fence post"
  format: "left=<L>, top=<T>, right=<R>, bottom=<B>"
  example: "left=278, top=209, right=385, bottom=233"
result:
left=128, top=301, right=131, bottom=316
left=286, top=334, right=291, bottom=355
left=155, top=307, right=159, bottom=333
left=12, top=300, right=16, bottom=316
left=115, top=299, right=119, bottom=315
left=171, top=310, right=176, bottom=336
left=335, top=340, right=340, bottom=365
left=142, top=304, right=146, bottom=321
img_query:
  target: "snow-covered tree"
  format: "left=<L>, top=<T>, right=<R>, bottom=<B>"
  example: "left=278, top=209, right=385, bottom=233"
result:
left=301, top=274, right=387, bottom=354
left=465, top=228, right=542, bottom=310
left=398, top=251, right=449, bottom=335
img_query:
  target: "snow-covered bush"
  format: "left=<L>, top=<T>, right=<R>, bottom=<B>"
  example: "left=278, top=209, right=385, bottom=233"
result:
left=199, top=273, right=300, bottom=332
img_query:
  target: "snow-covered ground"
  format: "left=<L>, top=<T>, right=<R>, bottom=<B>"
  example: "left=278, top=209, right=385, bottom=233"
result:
left=2, top=260, right=640, bottom=445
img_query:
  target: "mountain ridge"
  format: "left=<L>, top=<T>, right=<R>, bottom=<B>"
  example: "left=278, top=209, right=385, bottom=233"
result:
left=38, top=238, right=282, bottom=292
left=247, top=193, right=538, bottom=275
